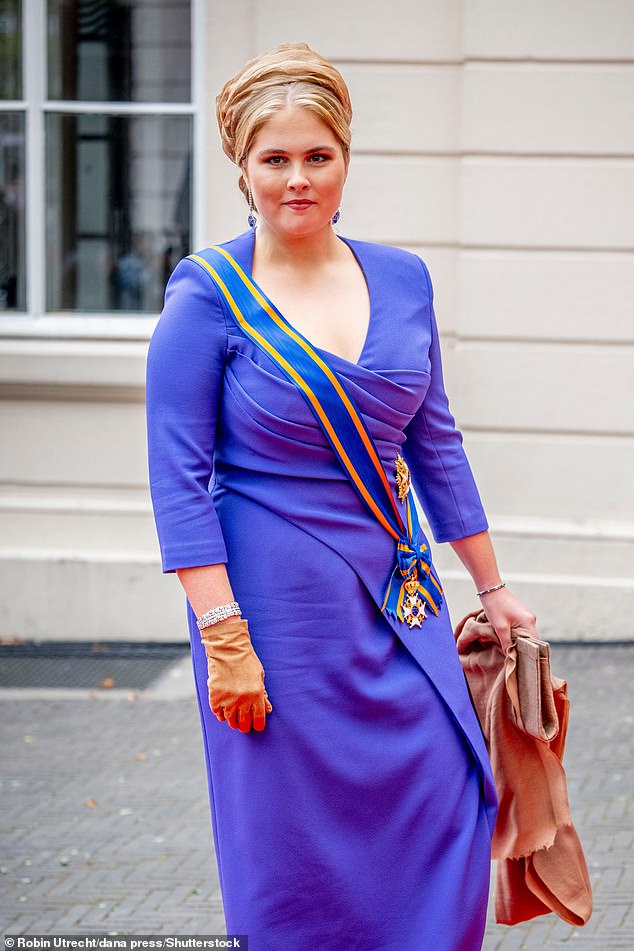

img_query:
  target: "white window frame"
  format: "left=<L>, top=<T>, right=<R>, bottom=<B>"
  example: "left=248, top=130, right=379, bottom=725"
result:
left=0, top=0, right=205, bottom=339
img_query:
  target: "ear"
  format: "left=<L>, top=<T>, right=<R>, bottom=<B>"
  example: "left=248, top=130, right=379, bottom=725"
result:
left=239, top=168, right=251, bottom=205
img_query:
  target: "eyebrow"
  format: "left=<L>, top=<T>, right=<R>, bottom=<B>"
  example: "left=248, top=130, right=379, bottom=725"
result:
left=256, top=146, right=336, bottom=157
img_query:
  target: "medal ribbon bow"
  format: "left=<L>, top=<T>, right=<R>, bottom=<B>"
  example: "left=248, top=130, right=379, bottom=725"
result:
left=381, top=490, right=443, bottom=627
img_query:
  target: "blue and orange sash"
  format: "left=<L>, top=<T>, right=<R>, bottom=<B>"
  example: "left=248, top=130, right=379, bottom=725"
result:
left=188, top=246, right=443, bottom=628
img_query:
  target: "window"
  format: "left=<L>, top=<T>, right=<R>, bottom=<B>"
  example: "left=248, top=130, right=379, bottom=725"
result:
left=1, top=0, right=195, bottom=316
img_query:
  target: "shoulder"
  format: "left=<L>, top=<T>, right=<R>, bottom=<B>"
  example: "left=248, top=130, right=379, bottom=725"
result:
left=180, top=229, right=254, bottom=288
left=151, top=230, right=253, bottom=350
left=191, top=229, right=254, bottom=268
left=342, top=236, right=434, bottom=306
left=217, top=229, right=255, bottom=259
left=165, top=229, right=251, bottom=308
left=342, top=236, right=431, bottom=284
left=150, top=252, right=231, bottom=356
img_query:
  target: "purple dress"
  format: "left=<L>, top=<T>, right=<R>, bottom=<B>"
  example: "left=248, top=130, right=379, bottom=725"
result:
left=146, top=229, right=498, bottom=951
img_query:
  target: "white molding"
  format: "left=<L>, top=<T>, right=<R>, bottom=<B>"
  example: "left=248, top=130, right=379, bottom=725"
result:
left=0, top=314, right=158, bottom=340
left=0, top=338, right=148, bottom=391
left=43, top=101, right=196, bottom=114
left=191, top=0, right=207, bottom=251
left=440, top=568, right=634, bottom=591
left=0, top=548, right=160, bottom=563
left=487, top=515, right=634, bottom=542
left=23, top=0, right=46, bottom=317
left=0, top=486, right=151, bottom=515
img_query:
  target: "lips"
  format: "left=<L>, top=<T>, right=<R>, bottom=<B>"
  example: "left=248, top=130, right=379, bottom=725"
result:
left=284, top=200, right=315, bottom=209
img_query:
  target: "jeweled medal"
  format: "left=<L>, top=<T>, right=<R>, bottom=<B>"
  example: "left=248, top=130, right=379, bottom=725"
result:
left=395, top=455, right=428, bottom=629
left=395, top=453, right=411, bottom=502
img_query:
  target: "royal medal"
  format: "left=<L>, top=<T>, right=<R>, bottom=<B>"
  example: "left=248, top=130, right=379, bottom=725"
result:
left=403, top=594, right=427, bottom=628
left=395, top=453, right=411, bottom=503
left=402, top=568, right=426, bottom=628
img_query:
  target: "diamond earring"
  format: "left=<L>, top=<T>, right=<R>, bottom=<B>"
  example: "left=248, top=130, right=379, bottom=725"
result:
left=247, top=187, right=257, bottom=228
left=332, top=208, right=341, bottom=225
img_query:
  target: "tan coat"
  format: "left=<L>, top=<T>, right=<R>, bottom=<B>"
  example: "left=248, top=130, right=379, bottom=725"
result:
left=455, top=610, right=593, bottom=926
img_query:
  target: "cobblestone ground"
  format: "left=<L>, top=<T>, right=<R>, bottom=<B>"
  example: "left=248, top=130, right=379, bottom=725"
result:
left=1, top=645, right=632, bottom=949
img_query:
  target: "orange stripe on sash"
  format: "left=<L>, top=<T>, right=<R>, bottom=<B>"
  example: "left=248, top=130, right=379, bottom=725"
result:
left=210, top=246, right=406, bottom=536
left=190, top=253, right=400, bottom=541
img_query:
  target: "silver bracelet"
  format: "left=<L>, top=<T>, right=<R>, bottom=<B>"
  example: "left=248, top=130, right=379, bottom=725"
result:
left=196, top=600, right=242, bottom=630
left=476, top=582, right=506, bottom=598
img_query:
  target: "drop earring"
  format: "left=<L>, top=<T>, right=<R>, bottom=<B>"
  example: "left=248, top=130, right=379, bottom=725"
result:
left=247, top=187, right=257, bottom=228
left=332, top=208, right=341, bottom=225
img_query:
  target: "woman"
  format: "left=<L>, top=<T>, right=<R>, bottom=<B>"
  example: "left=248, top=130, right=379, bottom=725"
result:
left=146, top=42, right=538, bottom=951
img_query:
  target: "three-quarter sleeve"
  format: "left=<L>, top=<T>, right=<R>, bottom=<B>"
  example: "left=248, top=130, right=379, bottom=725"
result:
left=146, top=257, right=229, bottom=572
left=402, top=257, right=489, bottom=543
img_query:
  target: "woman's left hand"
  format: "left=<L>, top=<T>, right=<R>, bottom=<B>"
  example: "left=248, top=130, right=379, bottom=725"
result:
left=477, top=586, right=538, bottom=653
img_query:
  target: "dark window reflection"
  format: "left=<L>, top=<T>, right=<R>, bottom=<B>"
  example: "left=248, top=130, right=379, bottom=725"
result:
left=46, top=113, right=192, bottom=312
left=0, top=111, right=26, bottom=310
left=0, top=0, right=22, bottom=100
left=48, top=0, right=191, bottom=102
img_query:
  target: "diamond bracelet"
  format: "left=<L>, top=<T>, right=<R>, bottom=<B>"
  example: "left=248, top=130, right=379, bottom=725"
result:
left=196, top=600, right=242, bottom=631
left=476, top=582, right=506, bottom=598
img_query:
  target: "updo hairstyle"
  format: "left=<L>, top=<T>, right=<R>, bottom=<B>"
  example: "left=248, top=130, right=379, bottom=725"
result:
left=216, top=42, right=353, bottom=204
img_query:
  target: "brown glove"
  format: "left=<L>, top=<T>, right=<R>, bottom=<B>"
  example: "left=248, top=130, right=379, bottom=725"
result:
left=200, top=617, right=272, bottom=733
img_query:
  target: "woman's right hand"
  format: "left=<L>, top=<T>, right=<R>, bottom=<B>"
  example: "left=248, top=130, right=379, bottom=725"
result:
left=200, top=617, right=273, bottom=733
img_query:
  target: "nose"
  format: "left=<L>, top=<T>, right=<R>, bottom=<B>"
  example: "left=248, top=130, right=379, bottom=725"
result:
left=287, top=163, right=310, bottom=191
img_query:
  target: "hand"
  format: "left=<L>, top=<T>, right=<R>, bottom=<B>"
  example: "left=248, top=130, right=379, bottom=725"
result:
left=200, top=617, right=273, bottom=733
left=478, top=586, right=538, bottom=654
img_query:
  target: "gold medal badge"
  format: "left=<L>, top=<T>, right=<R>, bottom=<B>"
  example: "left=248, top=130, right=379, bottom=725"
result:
left=402, top=572, right=426, bottom=628
left=395, top=453, right=411, bottom=503
left=394, top=454, right=427, bottom=628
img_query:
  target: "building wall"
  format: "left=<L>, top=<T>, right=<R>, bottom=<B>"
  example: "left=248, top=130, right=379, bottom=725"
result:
left=1, top=0, right=632, bottom=640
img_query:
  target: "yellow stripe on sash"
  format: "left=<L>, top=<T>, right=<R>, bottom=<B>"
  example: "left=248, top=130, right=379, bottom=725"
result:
left=210, top=246, right=406, bottom=535
left=190, top=253, right=400, bottom=542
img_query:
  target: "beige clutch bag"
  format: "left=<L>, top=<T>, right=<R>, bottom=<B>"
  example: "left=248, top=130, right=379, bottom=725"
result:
left=510, top=633, right=559, bottom=742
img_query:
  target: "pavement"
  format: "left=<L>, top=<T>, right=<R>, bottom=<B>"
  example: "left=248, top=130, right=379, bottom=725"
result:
left=1, top=644, right=632, bottom=950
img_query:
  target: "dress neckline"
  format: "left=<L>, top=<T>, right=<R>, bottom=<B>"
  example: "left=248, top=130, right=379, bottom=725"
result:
left=240, top=227, right=375, bottom=370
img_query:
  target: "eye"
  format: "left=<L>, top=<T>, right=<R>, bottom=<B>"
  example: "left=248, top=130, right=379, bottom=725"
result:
left=264, top=155, right=286, bottom=166
left=308, top=153, right=330, bottom=164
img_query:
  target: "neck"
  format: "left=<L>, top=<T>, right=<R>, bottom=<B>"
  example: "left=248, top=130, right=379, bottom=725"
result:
left=252, top=222, right=343, bottom=272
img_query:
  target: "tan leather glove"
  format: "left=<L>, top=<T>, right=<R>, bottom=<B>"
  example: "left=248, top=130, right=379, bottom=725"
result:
left=200, top=617, right=272, bottom=733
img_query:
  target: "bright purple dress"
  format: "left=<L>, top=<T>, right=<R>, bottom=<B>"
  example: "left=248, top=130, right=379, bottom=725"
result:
left=146, top=228, right=498, bottom=951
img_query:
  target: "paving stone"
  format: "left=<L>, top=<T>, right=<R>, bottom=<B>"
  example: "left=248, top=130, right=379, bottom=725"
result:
left=1, top=644, right=632, bottom=948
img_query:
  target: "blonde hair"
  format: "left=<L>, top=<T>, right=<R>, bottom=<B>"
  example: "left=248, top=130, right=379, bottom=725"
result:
left=216, top=42, right=353, bottom=201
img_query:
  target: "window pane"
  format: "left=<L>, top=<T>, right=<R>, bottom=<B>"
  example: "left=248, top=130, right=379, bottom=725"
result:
left=46, top=113, right=192, bottom=312
left=0, top=0, right=22, bottom=99
left=0, top=111, right=26, bottom=310
left=48, top=0, right=191, bottom=102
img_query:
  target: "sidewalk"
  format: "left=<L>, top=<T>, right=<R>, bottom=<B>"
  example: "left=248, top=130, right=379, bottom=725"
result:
left=1, top=645, right=632, bottom=949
